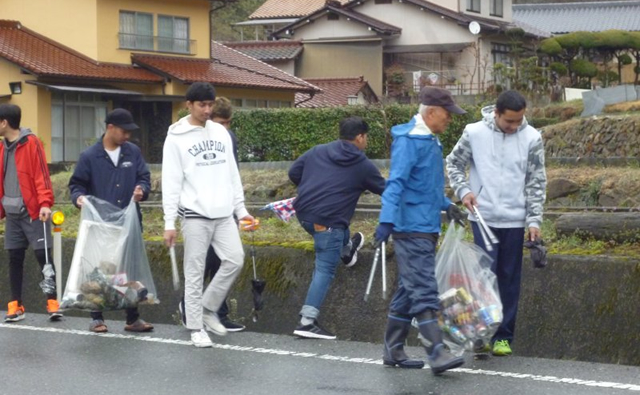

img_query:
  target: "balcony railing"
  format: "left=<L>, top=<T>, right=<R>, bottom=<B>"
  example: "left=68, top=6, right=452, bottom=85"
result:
left=118, top=33, right=196, bottom=55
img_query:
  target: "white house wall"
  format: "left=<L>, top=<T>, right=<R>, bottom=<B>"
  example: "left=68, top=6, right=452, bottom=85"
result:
left=355, top=1, right=475, bottom=46
left=290, top=14, right=378, bottom=41
left=458, top=0, right=512, bottom=22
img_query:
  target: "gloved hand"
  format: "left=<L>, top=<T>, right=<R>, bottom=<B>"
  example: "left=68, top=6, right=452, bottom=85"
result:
left=446, top=204, right=466, bottom=227
left=375, top=223, right=394, bottom=243
left=524, top=238, right=547, bottom=268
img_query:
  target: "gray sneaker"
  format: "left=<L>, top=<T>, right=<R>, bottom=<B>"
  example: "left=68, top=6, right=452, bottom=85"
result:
left=203, top=310, right=228, bottom=336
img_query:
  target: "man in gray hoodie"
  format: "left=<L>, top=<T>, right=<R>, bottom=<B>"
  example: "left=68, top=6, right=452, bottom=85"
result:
left=445, top=90, right=547, bottom=357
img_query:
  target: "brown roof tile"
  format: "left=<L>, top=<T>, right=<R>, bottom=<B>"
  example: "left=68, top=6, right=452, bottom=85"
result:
left=0, top=20, right=162, bottom=83
left=250, top=0, right=350, bottom=19
left=224, top=40, right=303, bottom=61
left=295, top=76, right=378, bottom=108
left=132, top=42, right=320, bottom=93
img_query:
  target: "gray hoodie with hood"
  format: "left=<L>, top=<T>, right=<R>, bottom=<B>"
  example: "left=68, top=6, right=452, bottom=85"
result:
left=445, top=105, right=546, bottom=229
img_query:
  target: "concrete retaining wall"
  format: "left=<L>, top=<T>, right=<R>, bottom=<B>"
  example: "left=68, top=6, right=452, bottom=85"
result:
left=1, top=239, right=638, bottom=366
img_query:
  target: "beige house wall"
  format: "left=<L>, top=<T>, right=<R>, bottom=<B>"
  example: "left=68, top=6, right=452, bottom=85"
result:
left=297, top=42, right=384, bottom=96
left=0, top=59, right=53, bottom=159
left=290, top=15, right=378, bottom=40
left=96, top=0, right=211, bottom=63
left=0, top=0, right=100, bottom=59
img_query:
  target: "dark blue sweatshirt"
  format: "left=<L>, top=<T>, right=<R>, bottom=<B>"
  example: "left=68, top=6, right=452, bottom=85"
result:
left=69, top=136, right=150, bottom=221
left=289, top=140, right=385, bottom=229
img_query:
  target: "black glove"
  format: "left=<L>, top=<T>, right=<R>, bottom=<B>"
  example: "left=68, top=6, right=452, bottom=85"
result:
left=446, top=204, right=466, bottom=227
left=524, top=238, right=547, bottom=269
left=375, top=223, right=394, bottom=243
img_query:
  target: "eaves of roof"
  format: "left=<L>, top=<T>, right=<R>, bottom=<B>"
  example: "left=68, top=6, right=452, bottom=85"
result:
left=249, top=0, right=351, bottom=20
left=0, top=20, right=162, bottom=84
left=132, top=42, right=321, bottom=94
left=294, top=76, right=378, bottom=108
left=224, top=40, right=303, bottom=61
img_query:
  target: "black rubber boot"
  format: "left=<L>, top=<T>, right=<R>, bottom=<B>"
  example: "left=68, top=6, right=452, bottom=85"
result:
left=416, top=310, right=464, bottom=375
left=382, top=312, right=425, bottom=369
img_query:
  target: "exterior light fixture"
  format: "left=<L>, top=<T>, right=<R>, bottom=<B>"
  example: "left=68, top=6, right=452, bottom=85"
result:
left=9, top=82, right=22, bottom=95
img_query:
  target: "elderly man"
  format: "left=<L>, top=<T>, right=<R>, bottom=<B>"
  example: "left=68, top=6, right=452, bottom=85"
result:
left=376, top=87, right=467, bottom=375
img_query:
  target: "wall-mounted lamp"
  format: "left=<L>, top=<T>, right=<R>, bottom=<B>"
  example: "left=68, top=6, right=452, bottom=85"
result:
left=9, top=82, right=22, bottom=95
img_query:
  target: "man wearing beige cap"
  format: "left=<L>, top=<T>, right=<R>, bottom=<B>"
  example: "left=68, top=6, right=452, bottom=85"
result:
left=375, top=87, right=467, bottom=375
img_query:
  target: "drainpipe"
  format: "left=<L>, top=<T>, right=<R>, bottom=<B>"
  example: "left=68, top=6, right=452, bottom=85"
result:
left=295, top=92, right=316, bottom=107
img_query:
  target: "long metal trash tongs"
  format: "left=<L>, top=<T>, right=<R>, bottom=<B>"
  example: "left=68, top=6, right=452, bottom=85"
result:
left=364, top=241, right=387, bottom=301
left=472, top=205, right=499, bottom=251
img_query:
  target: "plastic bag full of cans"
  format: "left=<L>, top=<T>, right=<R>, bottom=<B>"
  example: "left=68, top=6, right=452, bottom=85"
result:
left=434, top=222, right=503, bottom=355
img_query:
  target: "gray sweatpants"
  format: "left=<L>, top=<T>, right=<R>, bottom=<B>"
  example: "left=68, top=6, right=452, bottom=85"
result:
left=182, top=216, right=244, bottom=331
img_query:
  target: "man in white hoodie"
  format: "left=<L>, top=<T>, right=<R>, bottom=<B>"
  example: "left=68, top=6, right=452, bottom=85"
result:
left=446, top=90, right=546, bottom=357
left=162, top=82, right=254, bottom=348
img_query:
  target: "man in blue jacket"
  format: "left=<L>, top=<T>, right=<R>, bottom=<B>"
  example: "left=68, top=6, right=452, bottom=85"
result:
left=289, top=116, right=385, bottom=340
left=69, top=108, right=153, bottom=333
left=375, top=87, right=467, bottom=375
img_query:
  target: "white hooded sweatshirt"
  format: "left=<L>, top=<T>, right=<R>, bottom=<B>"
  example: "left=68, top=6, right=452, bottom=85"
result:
left=162, top=116, right=248, bottom=230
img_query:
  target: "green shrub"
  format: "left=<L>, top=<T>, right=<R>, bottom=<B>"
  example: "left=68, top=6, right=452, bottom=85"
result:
left=231, top=104, right=477, bottom=161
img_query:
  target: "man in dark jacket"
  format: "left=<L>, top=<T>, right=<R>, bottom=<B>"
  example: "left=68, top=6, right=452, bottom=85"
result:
left=289, top=116, right=385, bottom=339
left=68, top=108, right=153, bottom=333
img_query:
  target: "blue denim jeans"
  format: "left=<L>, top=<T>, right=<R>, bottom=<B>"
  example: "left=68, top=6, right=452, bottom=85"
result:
left=299, top=220, right=350, bottom=320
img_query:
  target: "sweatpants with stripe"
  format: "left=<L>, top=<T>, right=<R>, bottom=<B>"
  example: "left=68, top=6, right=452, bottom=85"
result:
left=182, top=216, right=244, bottom=331
left=471, top=222, right=525, bottom=344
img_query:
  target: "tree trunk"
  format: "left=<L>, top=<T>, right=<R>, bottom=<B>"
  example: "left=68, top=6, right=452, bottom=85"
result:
left=555, top=213, right=640, bottom=242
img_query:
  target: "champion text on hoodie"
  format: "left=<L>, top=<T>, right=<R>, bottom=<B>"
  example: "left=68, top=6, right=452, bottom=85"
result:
left=162, top=116, right=248, bottom=230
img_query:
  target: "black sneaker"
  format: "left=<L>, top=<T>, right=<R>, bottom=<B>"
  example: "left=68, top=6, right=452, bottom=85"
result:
left=341, top=232, right=364, bottom=268
left=220, top=317, right=246, bottom=332
left=293, top=320, right=336, bottom=340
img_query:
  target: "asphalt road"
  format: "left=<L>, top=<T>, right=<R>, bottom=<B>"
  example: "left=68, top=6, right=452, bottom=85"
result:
left=1, top=314, right=639, bottom=395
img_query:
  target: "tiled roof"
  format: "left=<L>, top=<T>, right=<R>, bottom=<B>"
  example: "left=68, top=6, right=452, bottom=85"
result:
left=513, top=1, right=640, bottom=34
left=132, top=42, right=320, bottom=93
left=250, top=0, right=350, bottom=19
left=295, top=76, right=378, bottom=108
left=224, top=40, right=303, bottom=61
left=273, top=5, right=402, bottom=37
left=0, top=20, right=162, bottom=83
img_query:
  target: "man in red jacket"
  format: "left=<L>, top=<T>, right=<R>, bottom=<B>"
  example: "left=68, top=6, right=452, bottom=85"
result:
left=0, top=104, right=62, bottom=322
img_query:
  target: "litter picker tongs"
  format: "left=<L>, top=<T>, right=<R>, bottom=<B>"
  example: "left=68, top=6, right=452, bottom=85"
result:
left=472, top=205, right=499, bottom=251
left=364, top=241, right=387, bottom=301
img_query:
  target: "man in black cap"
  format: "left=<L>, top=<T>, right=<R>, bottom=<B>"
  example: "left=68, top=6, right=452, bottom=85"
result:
left=69, top=108, right=153, bottom=333
left=375, top=87, right=467, bottom=375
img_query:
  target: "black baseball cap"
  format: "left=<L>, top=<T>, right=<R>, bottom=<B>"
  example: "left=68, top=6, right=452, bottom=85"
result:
left=419, top=87, right=466, bottom=115
left=105, top=108, right=139, bottom=131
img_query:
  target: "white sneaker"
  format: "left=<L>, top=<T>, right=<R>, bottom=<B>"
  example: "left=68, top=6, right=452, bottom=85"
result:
left=191, top=329, right=213, bottom=348
left=203, top=310, right=228, bottom=336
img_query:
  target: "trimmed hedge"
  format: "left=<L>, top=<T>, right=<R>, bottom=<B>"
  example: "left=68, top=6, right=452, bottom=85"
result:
left=231, top=104, right=478, bottom=161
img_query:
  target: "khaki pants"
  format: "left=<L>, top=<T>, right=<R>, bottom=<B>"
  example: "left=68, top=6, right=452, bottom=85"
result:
left=182, top=216, right=244, bottom=331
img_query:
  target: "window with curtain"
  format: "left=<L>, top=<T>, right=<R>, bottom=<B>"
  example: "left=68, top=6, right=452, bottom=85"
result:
left=491, top=0, right=503, bottom=17
left=119, top=11, right=153, bottom=50
left=467, top=0, right=481, bottom=13
left=158, top=15, right=190, bottom=54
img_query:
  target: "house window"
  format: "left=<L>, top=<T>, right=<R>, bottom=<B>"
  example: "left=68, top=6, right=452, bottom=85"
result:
left=328, top=13, right=339, bottom=21
left=119, top=11, right=153, bottom=50
left=492, top=43, right=510, bottom=66
left=158, top=15, right=190, bottom=54
left=491, top=0, right=503, bottom=17
left=51, top=92, right=108, bottom=162
left=375, top=0, right=392, bottom=4
left=467, top=0, right=480, bottom=13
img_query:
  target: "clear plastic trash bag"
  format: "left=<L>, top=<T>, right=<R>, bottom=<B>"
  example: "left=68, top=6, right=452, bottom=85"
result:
left=61, top=196, right=159, bottom=311
left=418, top=222, right=502, bottom=356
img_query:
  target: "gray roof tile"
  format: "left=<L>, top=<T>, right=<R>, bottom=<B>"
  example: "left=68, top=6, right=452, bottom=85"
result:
left=513, top=1, right=640, bottom=34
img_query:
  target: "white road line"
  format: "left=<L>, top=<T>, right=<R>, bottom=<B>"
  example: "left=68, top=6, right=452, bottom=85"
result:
left=2, top=323, right=639, bottom=391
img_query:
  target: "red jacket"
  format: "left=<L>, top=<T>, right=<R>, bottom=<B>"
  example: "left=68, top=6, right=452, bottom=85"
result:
left=0, top=133, right=54, bottom=220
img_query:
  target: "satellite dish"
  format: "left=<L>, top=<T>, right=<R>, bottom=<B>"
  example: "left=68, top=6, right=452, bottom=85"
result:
left=469, top=21, right=481, bottom=35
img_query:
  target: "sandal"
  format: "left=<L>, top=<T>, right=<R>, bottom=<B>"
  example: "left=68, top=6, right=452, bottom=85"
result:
left=89, top=319, right=108, bottom=333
